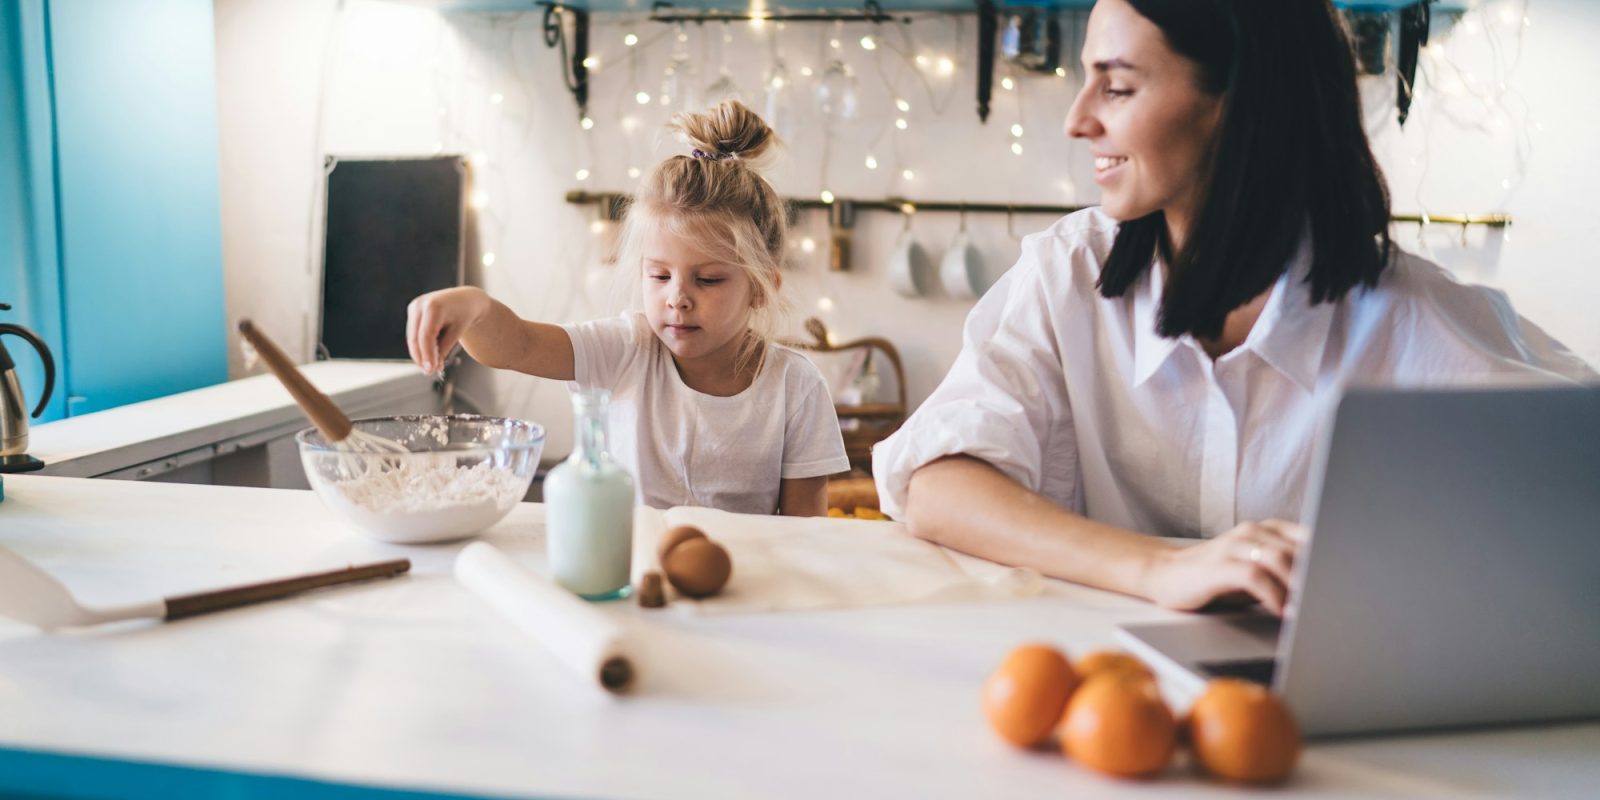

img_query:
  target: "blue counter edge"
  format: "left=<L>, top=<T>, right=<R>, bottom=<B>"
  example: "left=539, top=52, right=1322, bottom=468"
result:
left=0, top=746, right=556, bottom=800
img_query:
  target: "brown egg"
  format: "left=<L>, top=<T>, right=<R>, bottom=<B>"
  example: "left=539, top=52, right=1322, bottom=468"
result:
left=657, top=524, right=707, bottom=564
left=1187, top=678, right=1301, bottom=784
left=1059, top=672, right=1177, bottom=778
left=981, top=643, right=1079, bottom=748
left=1075, top=650, right=1155, bottom=683
left=661, top=537, right=732, bottom=597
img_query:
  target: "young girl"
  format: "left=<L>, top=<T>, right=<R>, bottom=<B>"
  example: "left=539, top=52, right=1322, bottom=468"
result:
left=406, top=101, right=849, bottom=516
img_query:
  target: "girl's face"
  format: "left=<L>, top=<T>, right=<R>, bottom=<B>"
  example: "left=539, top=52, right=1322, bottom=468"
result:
left=640, top=226, right=759, bottom=369
left=1064, top=0, right=1223, bottom=244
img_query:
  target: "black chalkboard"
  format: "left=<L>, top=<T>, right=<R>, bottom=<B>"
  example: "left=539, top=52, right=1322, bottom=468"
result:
left=319, top=157, right=465, bottom=359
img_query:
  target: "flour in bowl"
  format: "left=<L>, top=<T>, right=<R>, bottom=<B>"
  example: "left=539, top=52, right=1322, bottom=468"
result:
left=312, top=454, right=529, bottom=543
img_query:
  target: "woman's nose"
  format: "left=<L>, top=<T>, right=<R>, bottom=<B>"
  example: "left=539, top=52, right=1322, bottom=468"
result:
left=1064, top=84, right=1100, bottom=140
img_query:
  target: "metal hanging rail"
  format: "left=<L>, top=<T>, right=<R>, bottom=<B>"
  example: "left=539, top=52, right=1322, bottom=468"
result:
left=565, top=191, right=1512, bottom=229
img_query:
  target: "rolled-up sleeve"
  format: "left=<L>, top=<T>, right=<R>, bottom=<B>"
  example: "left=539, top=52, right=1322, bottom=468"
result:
left=872, top=242, right=1078, bottom=520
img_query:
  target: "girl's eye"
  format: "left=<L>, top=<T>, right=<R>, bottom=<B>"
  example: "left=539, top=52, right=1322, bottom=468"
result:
left=697, top=277, right=725, bottom=286
left=649, top=274, right=670, bottom=282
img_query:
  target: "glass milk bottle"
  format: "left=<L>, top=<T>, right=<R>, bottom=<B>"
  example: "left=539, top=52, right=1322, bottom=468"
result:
left=544, top=388, right=635, bottom=600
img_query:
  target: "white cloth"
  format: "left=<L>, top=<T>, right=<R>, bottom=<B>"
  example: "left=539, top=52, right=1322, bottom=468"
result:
left=564, top=314, right=850, bottom=514
left=873, top=208, right=1597, bottom=537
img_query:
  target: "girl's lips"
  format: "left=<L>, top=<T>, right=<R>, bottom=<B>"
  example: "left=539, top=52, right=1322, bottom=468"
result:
left=666, top=324, right=701, bottom=335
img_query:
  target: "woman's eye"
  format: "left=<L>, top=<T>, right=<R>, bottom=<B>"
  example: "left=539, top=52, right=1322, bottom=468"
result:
left=1104, top=86, right=1134, bottom=98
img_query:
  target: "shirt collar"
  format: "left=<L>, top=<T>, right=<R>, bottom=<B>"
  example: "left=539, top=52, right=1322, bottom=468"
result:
left=1132, top=259, right=1182, bottom=387
left=1245, top=236, right=1333, bottom=393
left=1132, top=235, right=1333, bottom=393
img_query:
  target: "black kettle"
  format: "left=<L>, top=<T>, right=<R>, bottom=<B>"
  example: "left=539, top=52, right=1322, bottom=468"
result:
left=0, top=302, right=56, bottom=473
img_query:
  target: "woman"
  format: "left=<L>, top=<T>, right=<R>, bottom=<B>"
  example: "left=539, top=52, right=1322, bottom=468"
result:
left=873, top=0, right=1595, bottom=614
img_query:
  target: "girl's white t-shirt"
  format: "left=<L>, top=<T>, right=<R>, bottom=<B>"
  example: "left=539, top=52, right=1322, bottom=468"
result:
left=563, top=313, right=850, bottom=514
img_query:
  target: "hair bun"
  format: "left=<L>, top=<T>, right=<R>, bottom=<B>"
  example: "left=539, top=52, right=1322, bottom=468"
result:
left=670, top=100, right=778, bottom=165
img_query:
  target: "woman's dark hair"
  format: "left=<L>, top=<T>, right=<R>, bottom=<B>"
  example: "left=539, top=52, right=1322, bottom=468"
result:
left=1096, top=0, right=1393, bottom=340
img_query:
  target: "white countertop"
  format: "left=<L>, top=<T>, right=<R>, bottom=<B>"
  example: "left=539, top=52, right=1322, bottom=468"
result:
left=0, top=475, right=1595, bottom=798
left=28, top=360, right=434, bottom=477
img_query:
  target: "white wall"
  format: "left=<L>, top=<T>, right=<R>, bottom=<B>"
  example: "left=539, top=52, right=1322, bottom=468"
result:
left=215, top=0, right=1599, bottom=461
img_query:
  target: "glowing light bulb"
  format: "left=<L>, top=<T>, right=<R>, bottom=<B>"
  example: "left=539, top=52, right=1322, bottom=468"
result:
left=471, top=190, right=489, bottom=210
left=937, top=57, right=955, bottom=76
left=624, top=33, right=638, bottom=47
left=1055, top=67, right=1067, bottom=77
left=576, top=168, right=591, bottom=181
left=1000, top=76, right=1015, bottom=91
left=865, top=154, right=878, bottom=170
left=820, top=190, right=835, bottom=203
left=901, top=169, right=915, bottom=180
left=636, top=91, right=651, bottom=105
left=489, top=92, right=504, bottom=104
left=482, top=252, right=497, bottom=267
left=1010, top=123, right=1024, bottom=137
left=589, top=220, right=605, bottom=234
left=800, top=66, right=814, bottom=77
left=916, top=55, right=930, bottom=68
left=829, top=38, right=841, bottom=50
left=1011, top=142, right=1023, bottom=156
left=895, top=98, right=910, bottom=112
left=895, top=118, right=908, bottom=130
left=800, top=237, right=816, bottom=253
left=582, top=56, right=599, bottom=69
left=817, top=297, right=834, bottom=312
left=860, top=36, right=877, bottom=51
left=580, top=116, right=594, bottom=130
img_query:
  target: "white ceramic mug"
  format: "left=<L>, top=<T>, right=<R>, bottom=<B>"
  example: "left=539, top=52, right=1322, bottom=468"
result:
left=940, top=228, right=983, bottom=300
left=887, top=225, right=929, bottom=298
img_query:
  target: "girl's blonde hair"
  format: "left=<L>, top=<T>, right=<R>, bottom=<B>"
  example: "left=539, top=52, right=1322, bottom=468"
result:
left=614, top=100, right=790, bottom=374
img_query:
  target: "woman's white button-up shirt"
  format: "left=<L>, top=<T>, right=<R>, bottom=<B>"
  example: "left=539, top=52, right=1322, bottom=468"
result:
left=873, top=209, right=1596, bottom=537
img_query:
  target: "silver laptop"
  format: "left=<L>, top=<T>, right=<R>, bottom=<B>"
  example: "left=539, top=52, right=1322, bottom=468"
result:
left=1118, top=385, right=1600, bottom=737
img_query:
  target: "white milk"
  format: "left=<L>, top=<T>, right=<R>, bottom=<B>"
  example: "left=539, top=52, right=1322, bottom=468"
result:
left=544, top=389, right=635, bottom=600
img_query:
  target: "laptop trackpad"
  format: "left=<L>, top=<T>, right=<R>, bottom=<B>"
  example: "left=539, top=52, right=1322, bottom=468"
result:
left=1118, top=612, right=1282, bottom=688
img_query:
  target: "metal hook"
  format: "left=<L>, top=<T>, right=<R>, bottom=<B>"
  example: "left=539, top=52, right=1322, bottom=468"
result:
left=1007, top=205, right=1018, bottom=240
left=958, top=204, right=969, bottom=234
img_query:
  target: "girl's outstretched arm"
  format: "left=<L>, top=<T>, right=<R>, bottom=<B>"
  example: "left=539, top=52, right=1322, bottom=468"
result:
left=407, top=287, right=575, bottom=380
left=778, top=476, right=828, bottom=517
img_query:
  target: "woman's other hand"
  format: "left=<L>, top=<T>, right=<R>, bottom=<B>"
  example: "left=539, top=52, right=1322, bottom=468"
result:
left=406, top=287, right=491, bottom=375
left=1145, top=520, right=1308, bottom=616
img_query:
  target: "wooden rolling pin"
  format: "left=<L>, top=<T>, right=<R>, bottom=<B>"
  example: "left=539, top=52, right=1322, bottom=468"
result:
left=237, top=319, right=353, bottom=443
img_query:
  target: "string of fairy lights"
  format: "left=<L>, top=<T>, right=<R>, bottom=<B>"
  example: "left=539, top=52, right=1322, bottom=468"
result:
left=412, top=1, right=1539, bottom=280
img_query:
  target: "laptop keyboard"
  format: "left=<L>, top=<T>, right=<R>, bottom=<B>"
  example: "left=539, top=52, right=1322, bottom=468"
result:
left=1200, top=658, right=1277, bottom=685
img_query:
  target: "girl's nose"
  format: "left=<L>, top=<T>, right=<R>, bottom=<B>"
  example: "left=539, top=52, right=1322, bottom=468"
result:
left=667, top=282, right=691, bottom=309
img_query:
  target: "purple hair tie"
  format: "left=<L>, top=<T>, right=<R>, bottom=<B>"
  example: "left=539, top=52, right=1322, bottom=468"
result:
left=691, top=148, right=732, bottom=162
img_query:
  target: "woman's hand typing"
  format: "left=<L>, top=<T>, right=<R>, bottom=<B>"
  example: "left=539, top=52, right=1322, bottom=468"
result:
left=1143, top=520, right=1307, bottom=616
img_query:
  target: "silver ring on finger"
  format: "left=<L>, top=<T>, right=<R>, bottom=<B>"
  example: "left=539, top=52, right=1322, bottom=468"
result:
left=1248, top=545, right=1264, bottom=565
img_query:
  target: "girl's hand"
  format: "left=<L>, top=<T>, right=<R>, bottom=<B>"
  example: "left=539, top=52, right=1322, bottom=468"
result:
left=406, top=287, right=491, bottom=375
left=1144, top=519, right=1308, bottom=616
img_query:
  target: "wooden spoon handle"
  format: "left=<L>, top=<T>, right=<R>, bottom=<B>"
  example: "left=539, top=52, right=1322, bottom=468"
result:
left=237, top=319, right=352, bottom=442
left=162, top=559, right=411, bottom=621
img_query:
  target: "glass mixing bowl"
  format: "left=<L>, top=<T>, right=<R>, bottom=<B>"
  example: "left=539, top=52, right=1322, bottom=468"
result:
left=298, top=414, right=545, bottom=544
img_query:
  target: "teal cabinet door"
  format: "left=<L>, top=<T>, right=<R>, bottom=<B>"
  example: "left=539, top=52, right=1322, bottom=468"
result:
left=48, top=0, right=226, bottom=415
left=0, top=0, right=67, bottom=422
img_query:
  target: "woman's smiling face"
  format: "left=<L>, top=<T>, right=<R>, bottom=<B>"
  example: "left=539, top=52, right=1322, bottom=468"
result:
left=1064, top=0, right=1224, bottom=245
